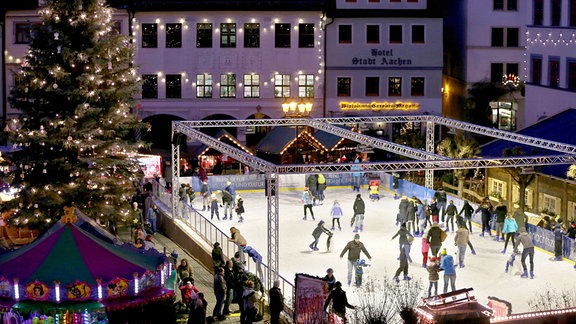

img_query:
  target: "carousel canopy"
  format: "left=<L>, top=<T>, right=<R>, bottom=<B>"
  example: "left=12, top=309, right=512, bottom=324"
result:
left=0, top=219, right=164, bottom=288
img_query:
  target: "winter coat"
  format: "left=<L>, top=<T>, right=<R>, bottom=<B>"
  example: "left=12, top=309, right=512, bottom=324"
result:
left=222, top=190, right=233, bottom=204
left=351, top=160, right=363, bottom=177
left=353, top=196, right=365, bottom=215
left=454, top=227, right=469, bottom=246
left=428, top=201, right=439, bottom=216
left=459, top=202, right=474, bottom=218
left=513, top=209, right=528, bottom=233
left=417, top=203, right=426, bottom=220
left=330, top=204, right=344, bottom=218
left=553, top=225, right=565, bottom=241
left=439, top=254, right=456, bottom=275
left=340, top=240, right=371, bottom=262
left=317, top=174, right=327, bottom=191
left=427, top=262, right=440, bottom=281
left=495, top=205, right=508, bottom=223
left=312, top=224, right=330, bottom=239
left=445, top=203, right=458, bottom=216
left=391, top=227, right=413, bottom=246
left=434, top=190, right=447, bottom=203
left=225, top=184, right=236, bottom=197
left=213, top=272, right=226, bottom=295
left=324, top=287, right=355, bottom=315
left=302, top=190, right=314, bottom=205
left=427, top=224, right=444, bottom=247
left=235, top=198, right=245, bottom=214
left=407, top=201, right=416, bottom=222
left=306, top=174, right=318, bottom=191
left=230, top=229, right=247, bottom=246
left=421, top=236, right=430, bottom=253
left=201, top=183, right=210, bottom=196
left=398, top=198, right=410, bottom=223
left=515, top=232, right=534, bottom=249
left=502, top=217, right=518, bottom=234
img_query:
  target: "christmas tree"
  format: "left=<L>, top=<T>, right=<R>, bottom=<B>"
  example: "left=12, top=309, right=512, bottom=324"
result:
left=5, top=0, right=148, bottom=230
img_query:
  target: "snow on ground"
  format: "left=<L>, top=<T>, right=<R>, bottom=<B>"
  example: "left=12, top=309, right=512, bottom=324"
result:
left=203, top=186, right=575, bottom=314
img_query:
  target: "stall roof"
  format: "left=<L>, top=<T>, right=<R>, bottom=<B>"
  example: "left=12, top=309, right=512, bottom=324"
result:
left=193, top=129, right=253, bottom=157
left=256, top=127, right=326, bottom=155
left=480, top=108, right=576, bottom=179
left=313, top=126, right=352, bottom=151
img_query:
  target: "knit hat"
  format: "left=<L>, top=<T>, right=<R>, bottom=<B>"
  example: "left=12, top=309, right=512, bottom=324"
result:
left=226, top=181, right=231, bottom=186
left=319, top=220, right=325, bottom=225
left=356, top=194, right=361, bottom=198
left=440, top=248, right=447, bottom=255
left=326, top=268, right=334, bottom=274
left=354, top=234, right=360, bottom=239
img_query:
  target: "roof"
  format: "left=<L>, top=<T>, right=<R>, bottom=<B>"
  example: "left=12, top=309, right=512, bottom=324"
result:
left=480, top=108, right=576, bottom=179
left=313, top=126, right=351, bottom=151
left=192, top=129, right=252, bottom=157
left=256, top=126, right=328, bottom=155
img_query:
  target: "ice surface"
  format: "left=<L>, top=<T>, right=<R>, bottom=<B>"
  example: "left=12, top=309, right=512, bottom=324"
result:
left=207, top=187, right=575, bottom=314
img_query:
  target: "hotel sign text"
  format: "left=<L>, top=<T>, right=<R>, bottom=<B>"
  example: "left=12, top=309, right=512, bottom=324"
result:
left=352, top=49, right=412, bottom=66
left=340, top=101, right=420, bottom=111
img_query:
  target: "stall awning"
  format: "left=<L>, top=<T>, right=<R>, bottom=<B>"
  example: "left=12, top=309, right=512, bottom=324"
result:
left=256, top=127, right=326, bottom=155
left=193, top=129, right=253, bottom=157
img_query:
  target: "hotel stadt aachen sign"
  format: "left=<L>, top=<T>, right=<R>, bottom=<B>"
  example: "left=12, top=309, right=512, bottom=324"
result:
left=352, top=49, right=412, bottom=66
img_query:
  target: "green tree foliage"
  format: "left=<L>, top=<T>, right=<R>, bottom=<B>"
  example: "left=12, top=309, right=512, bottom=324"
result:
left=502, top=147, right=537, bottom=212
left=436, top=132, right=480, bottom=197
left=5, top=0, right=148, bottom=230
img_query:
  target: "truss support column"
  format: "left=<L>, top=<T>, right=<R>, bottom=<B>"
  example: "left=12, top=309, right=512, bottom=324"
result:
left=266, top=172, right=280, bottom=289
left=425, top=121, right=435, bottom=189
left=171, top=127, right=181, bottom=219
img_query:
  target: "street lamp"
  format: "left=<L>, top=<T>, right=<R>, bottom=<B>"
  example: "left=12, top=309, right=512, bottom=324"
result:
left=281, top=98, right=313, bottom=163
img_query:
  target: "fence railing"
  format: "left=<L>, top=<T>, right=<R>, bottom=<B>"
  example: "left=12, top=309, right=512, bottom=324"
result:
left=150, top=180, right=296, bottom=320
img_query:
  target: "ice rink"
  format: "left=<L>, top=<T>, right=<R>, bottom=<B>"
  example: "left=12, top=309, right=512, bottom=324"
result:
left=202, top=186, right=576, bottom=314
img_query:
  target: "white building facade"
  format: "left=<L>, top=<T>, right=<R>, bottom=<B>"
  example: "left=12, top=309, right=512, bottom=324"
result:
left=324, top=0, right=444, bottom=121
left=524, top=0, right=576, bottom=126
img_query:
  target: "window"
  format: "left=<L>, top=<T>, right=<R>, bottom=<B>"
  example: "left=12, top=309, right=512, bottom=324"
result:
left=142, top=23, right=158, bottom=48
left=411, top=25, right=425, bottom=44
left=571, top=0, right=576, bottom=27
left=568, top=61, right=576, bottom=90
left=491, top=28, right=518, bottom=47
left=389, top=25, right=403, bottom=44
left=141, top=74, right=158, bottom=99
left=220, top=74, right=236, bottom=98
left=220, top=23, right=236, bottom=48
left=275, top=74, right=291, bottom=98
left=491, top=63, right=504, bottom=83
left=197, top=23, right=212, bottom=48
left=166, top=23, right=182, bottom=48
left=388, top=77, right=402, bottom=96
left=534, top=0, right=544, bottom=25
left=243, top=74, right=260, bottom=98
left=244, top=23, right=260, bottom=48
left=338, top=25, right=352, bottom=44
left=196, top=74, right=213, bottom=98
left=275, top=23, right=291, bottom=48
left=551, top=0, right=562, bottom=26
left=531, top=57, right=542, bottom=85
left=337, top=77, right=351, bottom=97
left=166, top=74, right=181, bottom=98
left=365, top=77, right=379, bottom=96
left=512, top=185, right=534, bottom=209
left=494, top=0, right=517, bottom=10
left=549, top=58, right=560, bottom=87
left=410, top=77, right=424, bottom=96
left=110, top=21, right=122, bottom=35
left=542, top=194, right=560, bottom=215
left=298, top=23, right=314, bottom=48
left=506, top=63, right=519, bottom=77
left=366, top=25, right=380, bottom=44
left=298, top=74, right=314, bottom=98
left=15, top=22, right=38, bottom=44
left=489, top=178, right=506, bottom=199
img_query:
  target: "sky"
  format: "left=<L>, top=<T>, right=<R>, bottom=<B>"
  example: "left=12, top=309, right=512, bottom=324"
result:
left=201, top=186, right=576, bottom=316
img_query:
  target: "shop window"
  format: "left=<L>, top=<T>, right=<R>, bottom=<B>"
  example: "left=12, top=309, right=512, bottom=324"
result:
left=142, top=74, right=158, bottom=99
left=298, top=74, right=314, bottom=98
left=220, top=74, right=236, bottom=98
left=366, top=77, right=379, bottom=96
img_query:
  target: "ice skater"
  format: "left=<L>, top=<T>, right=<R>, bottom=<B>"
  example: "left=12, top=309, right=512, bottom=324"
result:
left=340, top=234, right=372, bottom=286
left=354, top=259, right=370, bottom=287
left=426, top=256, right=440, bottom=298
left=302, top=187, right=315, bottom=220
left=309, top=220, right=332, bottom=251
left=330, top=200, right=343, bottom=231
left=392, top=248, right=411, bottom=282
left=505, top=252, right=517, bottom=273
left=201, top=180, right=211, bottom=211
left=351, top=194, right=365, bottom=232
left=235, top=195, right=245, bottom=223
left=210, top=193, right=220, bottom=221
left=515, top=230, right=535, bottom=279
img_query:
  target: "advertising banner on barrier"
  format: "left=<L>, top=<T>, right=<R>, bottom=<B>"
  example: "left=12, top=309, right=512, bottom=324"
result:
left=294, top=273, right=329, bottom=324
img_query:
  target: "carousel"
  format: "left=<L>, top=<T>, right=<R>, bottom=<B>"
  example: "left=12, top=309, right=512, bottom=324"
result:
left=0, top=207, right=173, bottom=324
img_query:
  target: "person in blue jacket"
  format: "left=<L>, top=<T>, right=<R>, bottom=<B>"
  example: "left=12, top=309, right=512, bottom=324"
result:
left=439, top=250, right=456, bottom=294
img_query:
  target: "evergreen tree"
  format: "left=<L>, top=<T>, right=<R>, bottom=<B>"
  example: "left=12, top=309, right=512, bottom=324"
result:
left=5, top=0, right=148, bottom=230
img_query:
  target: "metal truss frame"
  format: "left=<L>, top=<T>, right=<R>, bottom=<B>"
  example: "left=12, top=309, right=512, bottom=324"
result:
left=173, top=116, right=576, bottom=289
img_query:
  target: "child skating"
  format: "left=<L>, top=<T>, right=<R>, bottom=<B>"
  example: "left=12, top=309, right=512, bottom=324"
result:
left=235, top=195, right=245, bottom=223
left=309, top=220, right=332, bottom=251
left=330, top=200, right=343, bottom=231
left=354, top=259, right=370, bottom=287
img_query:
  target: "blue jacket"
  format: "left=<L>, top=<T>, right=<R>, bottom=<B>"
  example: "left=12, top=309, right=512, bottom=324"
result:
left=302, top=190, right=314, bottom=205
left=440, top=255, right=456, bottom=275
left=502, top=218, right=518, bottom=234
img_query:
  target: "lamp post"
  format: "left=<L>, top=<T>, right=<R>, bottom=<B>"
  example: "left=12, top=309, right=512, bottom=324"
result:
left=282, top=98, right=313, bottom=163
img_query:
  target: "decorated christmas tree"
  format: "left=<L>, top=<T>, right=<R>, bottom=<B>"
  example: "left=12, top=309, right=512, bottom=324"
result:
left=5, top=0, right=148, bottom=230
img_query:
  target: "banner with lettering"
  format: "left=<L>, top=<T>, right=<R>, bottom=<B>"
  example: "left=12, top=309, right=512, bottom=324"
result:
left=294, top=273, right=329, bottom=324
